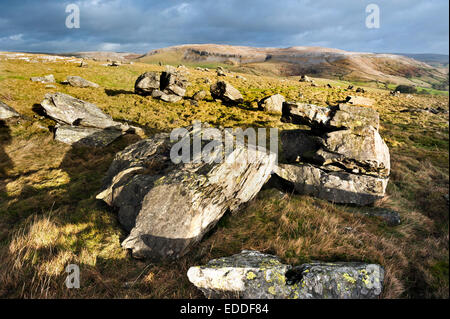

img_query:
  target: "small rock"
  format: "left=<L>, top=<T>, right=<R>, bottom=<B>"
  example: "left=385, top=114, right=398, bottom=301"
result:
left=363, top=208, right=401, bottom=226
left=299, top=75, right=312, bottom=83
left=0, top=101, right=20, bottom=120
left=66, top=76, right=100, bottom=88
left=160, top=94, right=182, bottom=103
left=192, top=90, right=207, bottom=101
left=31, top=74, right=55, bottom=84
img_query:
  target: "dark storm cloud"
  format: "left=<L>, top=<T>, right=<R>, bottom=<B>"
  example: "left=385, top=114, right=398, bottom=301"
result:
left=0, top=0, right=448, bottom=54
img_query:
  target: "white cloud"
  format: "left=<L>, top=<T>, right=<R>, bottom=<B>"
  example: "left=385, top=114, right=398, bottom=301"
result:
left=9, top=34, right=23, bottom=41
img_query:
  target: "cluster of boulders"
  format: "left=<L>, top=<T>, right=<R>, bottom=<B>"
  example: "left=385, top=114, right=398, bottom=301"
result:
left=135, top=67, right=190, bottom=103
left=188, top=250, right=385, bottom=299
left=40, top=93, right=131, bottom=147
left=23, top=64, right=394, bottom=299
left=277, top=101, right=390, bottom=205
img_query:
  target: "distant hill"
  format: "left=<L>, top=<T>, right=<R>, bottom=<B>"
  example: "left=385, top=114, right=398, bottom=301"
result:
left=57, top=45, right=448, bottom=90
left=134, top=44, right=448, bottom=89
left=61, top=51, right=142, bottom=61
left=392, top=53, right=449, bottom=68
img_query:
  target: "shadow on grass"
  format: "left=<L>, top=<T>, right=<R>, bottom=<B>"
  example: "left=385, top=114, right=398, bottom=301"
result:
left=0, top=120, right=13, bottom=198
left=104, top=89, right=135, bottom=96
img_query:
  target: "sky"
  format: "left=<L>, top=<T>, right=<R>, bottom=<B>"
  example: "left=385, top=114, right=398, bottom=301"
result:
left=0, top=0, right=448, bottom=54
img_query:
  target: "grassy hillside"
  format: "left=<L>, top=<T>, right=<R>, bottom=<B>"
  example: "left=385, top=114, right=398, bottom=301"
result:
left=0, top=53, right=448, bottom=298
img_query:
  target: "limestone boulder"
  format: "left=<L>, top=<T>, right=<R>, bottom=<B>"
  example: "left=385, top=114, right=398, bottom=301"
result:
left=210, top=81, right=244, bottom=104
left=134, top=72, right=161, bottom=96
left=66, top=76, right=100, bottom=88
left=281, top=102, right=331, bottom=128
left=274, top=164, right=388, bottom=206
left=188, top=250, right=384, bottom=299
left=40, top=93, right=128, bottom=131
left=282, top=102, right=379, bottom=131
left=258, top=94, right=285, bottom=114
left=54, top=125, right=124, bottom=147
left=0, top=101, right=20, bottom=120
left=31, top=74, right=55, bottom=84
left=96, top=125, right=276, bottom=260
left=192, top=90, right=207, bottom=101
left=318, top=127, right=390, bottom=177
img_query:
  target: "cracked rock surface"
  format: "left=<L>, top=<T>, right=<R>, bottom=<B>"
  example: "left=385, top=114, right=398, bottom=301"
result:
left=187, top=250, right=384, bottom=299
left=40, top=92, right=129, bottom=146
left=277, top=102, right=389, bottom=205
left=97, top=124, right=276, bottom=260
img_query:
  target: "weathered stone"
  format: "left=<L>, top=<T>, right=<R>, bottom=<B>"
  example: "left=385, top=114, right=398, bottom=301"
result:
left=282, top=102, right=379, bottom=131
left=362, top=208, right=401, bottom=226
left=258, top=94, right=285, bottom=114
left=282, top=102, right=331, bottom=127
left=346, top=96, right=374, bottom=107
left=40, top=93, right=128, bottom=131
left=299, top=75, right=312, bottom=82
left=80, top=60, right=88, bottom=68
left=54, top=125, right=124, bottom=147
left=210, top=81, right=244, bottom=104
left=160, top=71, right=189, bottom=97
left=97, top=125, right=276, bottom=260
left=160, top=94, right=182, bottom=103
left=66, top=76, right=100, bottom=88
left=187, top=250, right=384, bottom=299
left=280, top=130, right=322, bottom=163
left=0, top=101, right=20, bottom=120
left=330, top=104, right=379, bottom=130
left=274, top=163, right=388, bottom=206
left=135, top=72, right=161, bottom=96
left=151, top=89, right=164, bottom=99
left=280, top=126, right=390, bottom=178
left=31, top=74, right=55, bottom=83
left=318, top=127, right=390, bottom=177
left=192, top=90, right=207, bottom=101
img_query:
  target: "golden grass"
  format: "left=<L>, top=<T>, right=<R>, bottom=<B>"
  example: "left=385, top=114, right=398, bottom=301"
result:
left=0, top=53, right=448, bottom=298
